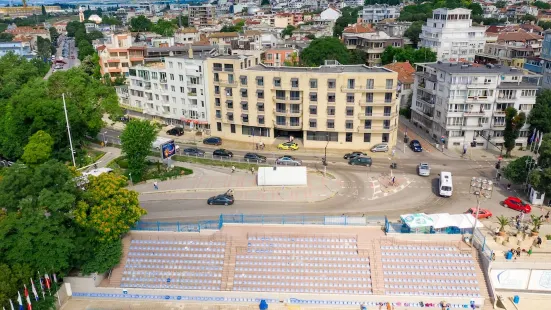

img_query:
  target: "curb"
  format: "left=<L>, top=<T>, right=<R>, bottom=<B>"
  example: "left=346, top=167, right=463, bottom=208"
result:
left=139, top=185, right=308, bottom=195
left=399, top=122, right=461, bottom=159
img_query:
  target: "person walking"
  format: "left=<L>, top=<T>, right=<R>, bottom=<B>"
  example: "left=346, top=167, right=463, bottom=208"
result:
left=250, top=167, right=255, bottom=175
left=507, top=183, right=511, bottom=191
left=153, top=181, right=158, bottom=190
left=231, top=166, right=236, bottom=173
left=528, top=246, right=533, bottom=257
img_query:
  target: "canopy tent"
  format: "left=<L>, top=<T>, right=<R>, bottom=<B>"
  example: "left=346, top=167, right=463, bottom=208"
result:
left=429, top=213, right=456, bottom=229
left=401, top=213, right=434, bottom=229
left=450, top=214, right=483, bottom=229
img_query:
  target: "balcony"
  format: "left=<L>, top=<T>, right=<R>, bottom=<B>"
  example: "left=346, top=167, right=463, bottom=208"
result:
left=463, top=111, right=487, bottom=116
left=213, top=66, right=223, bottom=72
left=160, top=78, right=167, bottom=84
left=367, top=125, right=396, bottom=133
left=492, top=123, right=506, bottom=129
left=496, top=96, right=516, bottom=103
left=466, top=96, right=492, bottom=103
left=275, top=109, right=302, bottom=116
left=188, top=92, right=197, bottom=97
left=340, top=86, right=393, bottom=93
left=463, top=123, right=487, bottom=130
left=272, top=83, right=300, bottom=90
left=493, top=110, right=507, bottom=116
left=272, top=95, right=303, bottom=102
left=466, top=82, right=493, bottom=88
left=274, top=121, right=302, bottom=130
left=359, top=100, right=390, bottom=106
left=219, top=80, right=237, bottom=87
left=416, top=96, right=435, bottom=105
left=357, top=112, right=394, bottom=120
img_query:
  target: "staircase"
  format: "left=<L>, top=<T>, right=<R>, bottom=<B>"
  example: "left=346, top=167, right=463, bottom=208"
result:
left=221, top=239, right=237, bottom=291
left=356, top=236, right=384, bottom=295
left=108, top=236, right=132, bottom=287
left=473, top=249, right=496, bottom=309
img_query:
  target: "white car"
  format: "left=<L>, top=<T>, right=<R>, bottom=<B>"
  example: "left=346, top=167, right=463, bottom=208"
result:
left=418, top=163, right=430, bottom=176
left=370, top=143, right=389, bottom=152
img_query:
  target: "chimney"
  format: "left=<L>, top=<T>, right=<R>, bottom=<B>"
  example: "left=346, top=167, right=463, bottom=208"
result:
left=188, top=45, right=193, bottom=59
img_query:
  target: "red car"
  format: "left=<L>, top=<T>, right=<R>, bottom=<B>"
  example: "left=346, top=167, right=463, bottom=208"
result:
left=465, top=208, right=493, bottom=219
left=503, top=196, right=531, bottom=213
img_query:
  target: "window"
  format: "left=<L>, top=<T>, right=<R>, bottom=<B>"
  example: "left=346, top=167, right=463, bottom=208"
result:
left=386, top=79, right=393, bottom=89
left=364, top=120, right=371, bottom=129
left=215, top=98, right=221, bottom=106
left=180, top=87, right=185, bottom=93
left=345, top=132, right=353, bottom=142
left=306, top=132, right=338, bottom=141
left=291, top=78, right=299, bottom=88
left=256, top=77, right=264, bottom=86
left=366, top=93, right=374, bottom=102
left=310, top=79, right=318, bottom=88
left=228, top=74, right=234, bottom=84
left=242, top=102, right=248, bottom=111
left=347, top=79, right=355, bottom=89
left=367, top=79, right=374, bottom=89
left=365, top=106, right=373, bottom=116
left=214, top=73, right=219, bottom=82
left=309, top=92, right=318, bottom=102
left=276, top=103, right=286, bottom=113
left=384, top=106, right=391, bottom=116
left=346, top=107, right=354, bottom=116
left=168, top=61, right=173, bottom=68
left=436, top=111, right=441, bottom=118
left=328, top=93, right=336, bottom=103
left=179, top=75, right=184, bottom=82
left=364, top=133, right=371, bottom=142
left=258, top=116, right=265, bottom=125
left=215, top=86, right=220, bottom=94
left=257, top=90, right=264, bottom=99
left=327, top=79, right=336, bottom=89
left=327, top=107, right=335, bottom=116
left=383, top=120, right=390, bottom=129
left=227, top=100, right=234, bottom=109
left=385, top=93, right=392, bottom=103
left=274, top=77, right=281, bottom=87
left=242, top=114, right=249, bottom=123
left=226, top=88, right=233, bottom=96
left=327, top=120, right=335, bottom=129
left=290, top=91, right=300, bottom=100
left=309, top=106, right=317, bottom=115
left=231, top=124, right=236, bottom=133
left=257, top=103, right=264, bottom=112
left=309, top=120, right=317, bottom=128
left=171, top=86, right=176, bottom=92
left=276, top=116, right=286, bottom=125
left=227, top=112, right=234, bottom=121
left=346, top=93, right=355, bottom=103
left=241, top=89, right=248, bottom=97
left=217, top=122, right=222, bottom=131
left=519, top=104, right=532, bottom=111
left=382, top=133, right=389, bottom=143
left=215, top=110, right=221, bottom=118
left=521, top=89, right=536, bottom=97
left=170, top=74, right=174, bottom=80
left=240, top=76, right=247, bottom=85
left=276, top=90, right=286, bottom=100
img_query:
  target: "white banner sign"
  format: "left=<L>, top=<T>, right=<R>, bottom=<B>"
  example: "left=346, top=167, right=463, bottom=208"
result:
left=528, top=270, right=551, bottom=291
left=491, top=269, right=530, bottom=290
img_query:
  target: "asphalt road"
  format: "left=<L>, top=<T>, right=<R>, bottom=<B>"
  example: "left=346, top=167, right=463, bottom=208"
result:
left=44, top=35, right=80, bottom=79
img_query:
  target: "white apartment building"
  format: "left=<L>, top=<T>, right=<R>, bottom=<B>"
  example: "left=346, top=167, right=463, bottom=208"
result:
left=344, top=0, right=364, bottom=8
left=412, top=62, right=541, bottom=150
left=361, top=5, right=399, bottom=23
left=419, top=8, right=486, bottom=63
left=126, top=51, right=213, bottom=130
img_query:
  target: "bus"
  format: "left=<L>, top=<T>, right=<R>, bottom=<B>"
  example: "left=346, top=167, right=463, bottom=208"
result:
left=439, top=171, right=453, bottom=197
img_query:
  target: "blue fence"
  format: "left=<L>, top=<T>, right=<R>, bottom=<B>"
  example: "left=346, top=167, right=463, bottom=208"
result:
left=133, top=214, right=387, bottom=232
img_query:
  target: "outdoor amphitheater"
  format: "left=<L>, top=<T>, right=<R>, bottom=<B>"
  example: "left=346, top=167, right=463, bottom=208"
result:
left=63, top=216, right=493, bottom=310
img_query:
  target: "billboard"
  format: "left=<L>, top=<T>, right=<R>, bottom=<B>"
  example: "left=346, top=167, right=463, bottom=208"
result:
left=491, top=269, right=530, bottom=290
left=528, top=270, right=551, bottom=291
left=161, top=140, right=177, bottom=159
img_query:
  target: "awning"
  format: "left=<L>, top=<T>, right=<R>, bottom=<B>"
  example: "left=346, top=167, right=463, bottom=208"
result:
left=291, top=78, right=298, bottom=82
left=428, top=213, right=455, bottom=229
left=256, top=102, right=264, bottom=106
left=309, top=105, right=317, bottom=109
left=309, top=92, right=317, bottom=96
left=226, top=100, right=233, bottom=103
left=256, top=90, right=263, bottom=93
left=400, top=213, right=434, bottom=228
left=226, top=112, right=233, bottom=116
left=241, top=101, right=248, bottom=105
left=449, top=214, right=482, bottom=229
left=240, top=88, right=247, bottom=92
left=241, top=113, right=248, bottom=117
left=258, top=115, right=265, bottom=120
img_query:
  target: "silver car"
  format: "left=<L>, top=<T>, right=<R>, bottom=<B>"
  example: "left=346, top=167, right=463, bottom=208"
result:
left=370, top=143, right=389, bottom=152
left=275, top=155, right=302, bottom=166
left=418, top=163, right=430, bottom=176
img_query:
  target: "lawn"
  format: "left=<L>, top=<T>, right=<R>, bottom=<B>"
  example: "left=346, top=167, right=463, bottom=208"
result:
left=107, top=156, right=193, bottom=183
left=77, top=148, right=106, bottom=167
left=171, top=155, right=267, bottom=171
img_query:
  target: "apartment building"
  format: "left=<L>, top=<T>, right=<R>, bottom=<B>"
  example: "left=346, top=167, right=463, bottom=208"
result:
left=174, top=28, right=200, bottom=44
left=476, top=29, right=543, bottom=68
left=343, top=31, right=403, bottom=66
left=206, top=57, right=399, bottom=150
left=98, top=33, right=146, bottom=80
left=411, top=62, right=541, bottom=150
left=125, top=50, right=214, bottom=130
left=419, top=8, right=486, bottom=63
left=189, top=5, right=216, bottom=27
left=361, top=5, right=400, bottom=23
left=263, top=47, right=300, bottom=67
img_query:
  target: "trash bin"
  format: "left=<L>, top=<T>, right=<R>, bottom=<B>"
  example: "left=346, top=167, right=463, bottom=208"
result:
left=506, top=251, right=513, bottom=260
left=471, top=141, right=476, bottom=147
left=404, top=136, right=409, bottom=143
left=513, top=295, right=520, bottom=304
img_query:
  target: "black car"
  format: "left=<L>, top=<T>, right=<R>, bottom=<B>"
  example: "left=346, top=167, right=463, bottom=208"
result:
left=213, top=149, right=233, bottom=157
left=203, top=137, right=222, bottom=145
left=244, top=153, right=266, bottom=162
left=343, top=151, right=367, bottom=160
left=166, top=127, right=184, bottom=136
left=183, top=148, right=205, bottom=157
left=410, top=140, right=423, bottom=152
left=348, top=156, right=372, bottom=167
left=207, top=194, right=235, bottom=206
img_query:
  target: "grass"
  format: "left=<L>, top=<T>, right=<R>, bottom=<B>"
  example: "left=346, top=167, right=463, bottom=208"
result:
left=76, top=148, right=106, bottom=168
left=546, top=234, right=551, bottom=240
left=172, top=155, right=266, bottom=171
left=108, top=156, right=193, bottom=183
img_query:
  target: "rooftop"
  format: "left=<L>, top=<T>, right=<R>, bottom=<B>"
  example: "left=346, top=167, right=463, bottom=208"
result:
left=384, top=62, right=415, bottom=84
left=247, top=63, right=391, bottom=73
left=421, top=62, right=527, bottom=75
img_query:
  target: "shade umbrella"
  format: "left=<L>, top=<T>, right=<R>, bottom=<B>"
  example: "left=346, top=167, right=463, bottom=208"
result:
left=401, top=213, right=434, bottom=228
left=259, top=299, right=268, bottom=310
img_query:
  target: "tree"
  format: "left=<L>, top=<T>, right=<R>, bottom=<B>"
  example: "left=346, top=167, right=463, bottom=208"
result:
left=381, top=46, right=436, bottom=65
left=80, top=238, right=122, bottom=275
left=48, top=26, right=59, bottom=45
left=220, top=25, right=239, bottom=32
left=300, top=37, right=351, bottom=66
left=503, top=107, right=526, bottom=156
left=528, top=89, right=551, bottom=134
left=349, top=49, right=368, bottom=64
left=21, top=130, right=54, bottom=166
left=467, top=3, right=483, bottom=16
left=101, top=15, right=122, bottom=26
left=333, top=7, right=361, bottom=37
left=0, top=263, right=35, bottom=307
left=75, top=173, right=146, bottom=242
left=305, top=33, right=316, bottom=40
left=153, top=19, right=177, bottom=37
left=503, top=156, right=532, bottom=184
left=41, top=5, right=47, bottom=16
left=120, top=119, right=157, bottom=180
left=261, top=0, right=270, bottom=5
left=537, top=133, right=551, bottom=168
left=36, top=36, right=52, bottom=59
left=87, top=30, right=104, bottom=41
left=0, top=32, right=14, bottom=42
left=130, top=15, right=153, bottom=32
left=404, top=21, right=422, bottom=47
left=80, top=54, right=101, bottom=79
left=281, top=25, right=296, bottom=38
left=520, top=14, right=537, bottom=22
left=495, top=0, right=507, bottom=8
left=533, top=1, right=550, bottom=10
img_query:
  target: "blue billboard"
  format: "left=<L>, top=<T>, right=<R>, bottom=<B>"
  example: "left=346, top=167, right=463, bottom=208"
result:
left=161, top=140, right=177, bottom=159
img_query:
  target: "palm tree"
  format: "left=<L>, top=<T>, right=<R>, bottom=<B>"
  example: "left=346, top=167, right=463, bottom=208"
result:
left=496, top=215, right=510, bottom=236
left=531, top=215, right=543, bottom=235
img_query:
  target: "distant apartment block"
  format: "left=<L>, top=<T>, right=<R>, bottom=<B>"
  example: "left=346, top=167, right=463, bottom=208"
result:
left=343, top=31, right=403, bottom=66
left=189, top=5, right=216, bottom=27
left=263, top=47, right=300, bottom=67
left=98, top=34, right=145, bottom=80
left=361, top=5, right=399, bottom=23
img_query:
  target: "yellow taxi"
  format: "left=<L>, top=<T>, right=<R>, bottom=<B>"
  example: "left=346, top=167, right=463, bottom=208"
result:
left=277, top=142, right=299, bottom=150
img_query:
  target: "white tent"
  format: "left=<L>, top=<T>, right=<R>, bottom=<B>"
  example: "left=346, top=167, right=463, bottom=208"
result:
left=429, top=213, right=456, bottom=229
left=401, top=213, right=434, bottom=229
left=450, top=214, right=483, bottom=229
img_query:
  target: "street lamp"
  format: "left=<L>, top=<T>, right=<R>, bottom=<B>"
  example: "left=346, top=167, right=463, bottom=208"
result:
left=470, top=177, right=494, bottom=233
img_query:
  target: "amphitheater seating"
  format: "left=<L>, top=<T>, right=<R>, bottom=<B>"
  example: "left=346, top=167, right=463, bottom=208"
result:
left=233, top=235, right=371, bottom=294
left=380, top=245, right=482, bottom=298
left=120, top=239, right=226, bottom=290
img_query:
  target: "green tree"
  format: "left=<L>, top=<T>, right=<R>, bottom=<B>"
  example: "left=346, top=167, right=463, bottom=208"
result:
left=80, top=239, right=122, bottom=275
left=120, top=119, right=157, bottom=180
left=305, top=33, right=316, bottom=40
left=21, top=130, right=54, bottom=166
left=261, top=0, right=270, bottom=5
left=0, top=32, right=14, bottom=42
left=281, top=25, right=296, bottom=37
left=503, top=155, right=532, bottom=184
left=220, top=25, right=239, bottom=32
left=80, top=54, right=102, bottom=79
left=503, top=107, right=526, bottom=157
left=412, top=47, right=437, bottom=63
left=48, top=26, right=59, bottom=44
left=404, top=21, right=422, bottom=47
left=533, top=1, right=550, bottom=9
left=130, top=15, right=153, bottom=32
left=528, top=89, right=551, bottom=134
left=520, top=14, right=537, bottom=22
left=495, top=0, right=507, bottom=8
left=467, top=3, right=483, bottom=16
left=300, top=37, right=351, bottom=66
left=528, top=168, right=551, bottom=196
left=0, top=263, right=34, bottom=306
left=101, top=15, right=122, bottom=26
left=36, top=36, right=52, bottom=59
left=153, top=19, right=177, bottom=36
left=87, top=30, right=104, bottom=41
left=41, top=5, right=47, bottom=16
left=333, top=7, right=361, bottom=37
left=349, top=49, right=368, bottom=64
left=381, top=46, right=435, bottom=65
left=75, top=173, right=146, bottom=242
left=537, top=133, right=551, bottom=168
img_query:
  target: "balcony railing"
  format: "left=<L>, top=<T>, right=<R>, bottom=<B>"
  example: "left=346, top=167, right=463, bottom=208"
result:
left=357, top=112, right=394, bottom=120
left=340, top=86, right=393, bottom=92
left=359, top=100, right=390, bottom=106
left=463, top=111, right=487, bottom=116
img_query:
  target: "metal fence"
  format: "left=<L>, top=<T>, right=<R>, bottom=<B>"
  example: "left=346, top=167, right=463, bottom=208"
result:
left=133, top=214, right=387, bottom=232
left=472, top=228, right=494, bottom=260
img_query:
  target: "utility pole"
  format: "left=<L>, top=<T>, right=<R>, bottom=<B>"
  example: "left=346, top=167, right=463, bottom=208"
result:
left=62, top=93, right=76, bottom=167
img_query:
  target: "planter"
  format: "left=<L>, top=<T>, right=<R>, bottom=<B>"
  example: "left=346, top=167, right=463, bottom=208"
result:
left=498, top=230, right=507, bottom=237
left=531, top=231, right=539, bottom=237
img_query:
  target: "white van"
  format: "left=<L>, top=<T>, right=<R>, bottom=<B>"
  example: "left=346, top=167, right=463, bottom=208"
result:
left=439, top=171, right=453, bottom=197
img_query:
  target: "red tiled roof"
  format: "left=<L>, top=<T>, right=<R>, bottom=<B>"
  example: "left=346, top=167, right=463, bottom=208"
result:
left=383, top=62, right=415, bottom=85
left=96, top=45, right=106, bottom=51
left=343, top=23, right=375, bottom=34
left=497, top=29, right=543, bottom=42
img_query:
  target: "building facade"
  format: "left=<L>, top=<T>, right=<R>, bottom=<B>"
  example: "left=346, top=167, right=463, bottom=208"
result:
left=361, top=5, right=399, bottom=23
left=206, top=57, right=399, bottom=150
left=476, top=29, right=543, bottom=69
left=419, top=8, right=486, bottom=63
left=263, top=47, right=300, bottom=67
left=411, top=62, right=540, bottom=150
left=98, top=33, right=146, bottom=80
left=0, top=42, right=33, bottom=58
left=343, top=31, right=403, bottom=66
left=540, top=29, right=551, bottom=88
left=189, top=5, right=216, bottom=27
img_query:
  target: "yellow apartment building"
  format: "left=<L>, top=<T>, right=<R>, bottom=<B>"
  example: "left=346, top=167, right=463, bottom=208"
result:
left=206, top=55, right=399, bottom=150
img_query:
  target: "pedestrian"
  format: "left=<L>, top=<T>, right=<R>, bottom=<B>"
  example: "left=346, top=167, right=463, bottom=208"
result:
left=231, top=166, right=236, bottom=173
left=250, top=167, right=255, bottom=175
left=392, top=176, right=396, bottom=186
left=516, top=220, right=521, bottom=230
left=507, top=183, right=511, bottom=191
left=536, top=236, right=543, bottom=248
left=545, top=211, right=550, bottom=223
left=528, top=246, right=533, bottom=257
left=520, top=211, right=525, bottom=222
left=153, top=181, right=158, bottom=190
left=491, top=252, right=496, bottom=261
left=516, top=247, right=521, bottom=258
left=392, top=149, right=396, bottom=157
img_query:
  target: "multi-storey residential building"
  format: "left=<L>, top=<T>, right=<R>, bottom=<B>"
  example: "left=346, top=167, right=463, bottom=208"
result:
left=419, top=8, right=486, bottom=63
left=343, top=31, right=403, bottom=66
left=476, top=29, right=543, bottom=69
left=98, top=33, right=146, bottom=80
left=206, top=57, right=399, bottom=150
left=263, top=47, right=300, bottom=67
left=125, top=50, right=214, bottom=129
left=375, top=21, right=412, bottom=38
left=344, top=0, right=364, bottom=7
left=174, top=28, right=200, bottom=44
left=411, top=62, right=541, bottom=150
left=189, top=5, right=216, bottom=27
left=540, top=29, right=551, bottom=88
left=361, top=5, right=399, bottom=23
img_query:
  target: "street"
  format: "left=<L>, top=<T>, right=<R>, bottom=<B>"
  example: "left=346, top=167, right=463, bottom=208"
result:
left=44, top=34, right=80, bottom=79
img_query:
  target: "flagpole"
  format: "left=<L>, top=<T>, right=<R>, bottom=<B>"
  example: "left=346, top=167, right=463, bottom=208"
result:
left=52, top=271, right=61, bottom=307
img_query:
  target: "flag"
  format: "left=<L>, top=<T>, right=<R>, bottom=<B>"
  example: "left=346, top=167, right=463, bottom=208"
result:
left=538, top=132, right=545, bottom=151
left=30, top=279, right=38, bottom=301
left=9, top=299, right=14, bottom=310
left=23, top=285, right=31, bottom=310
left=17, top=291, right=23, bottom=310
left=44, top=273, right=51, bottom=291
left=37, top=272, right=45, bottom=299
left=529, top=130, right=536, bottom=144
left=53, top=273, right=57, bottom=283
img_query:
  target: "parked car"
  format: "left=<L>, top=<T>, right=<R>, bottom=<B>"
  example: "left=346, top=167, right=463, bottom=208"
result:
left=275, top=155, right=302, bottom=166
left=166, top=127, right=184, bottom=136
left=370, top=143, right=389, bottom=152
left=207, top=194, right=234, bottom=206
left=344, top=151, right=367, bottom=159
left=465, top=208, right=493, bottom=219
left=203, top=137, right=222, bottom=145
left=244, top=153, right=266, bottom=162
left=277, top=142, right=299, bottom=150
left=503, top=196, right=531, bottom=213
left=213, top=149, right=233, bottom=157
left=418, top=163, right=430, bottom=176
left=182, top=148, right=205, bottom=157
left=410, top=140, right=423, bottom=152
left=348, top=156, right=372, bottom=167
